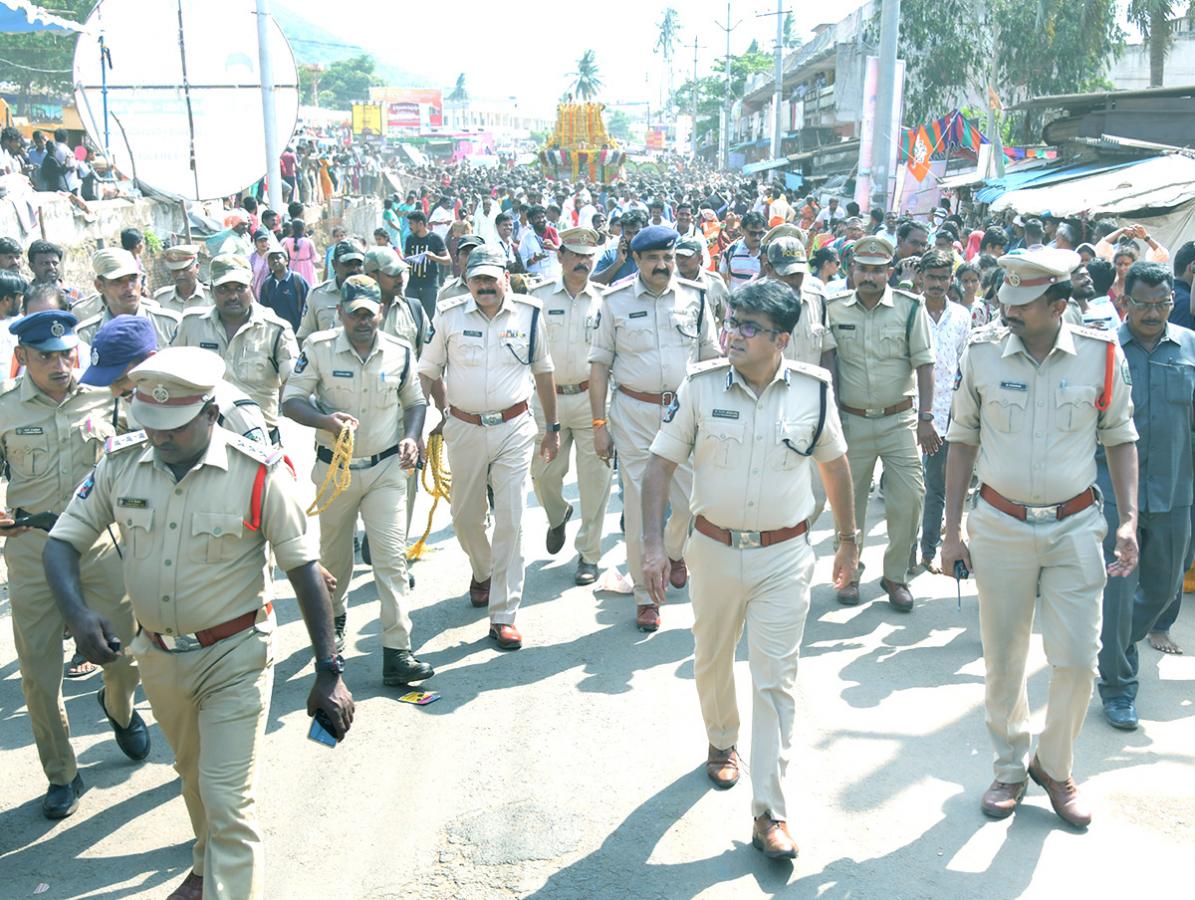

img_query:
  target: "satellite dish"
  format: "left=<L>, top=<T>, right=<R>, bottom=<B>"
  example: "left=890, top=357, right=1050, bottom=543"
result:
left=72, top=0, right=299, bottom=200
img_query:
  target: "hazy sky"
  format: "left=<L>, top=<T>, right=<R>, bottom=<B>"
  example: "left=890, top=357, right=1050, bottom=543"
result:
left=275, top=0, right=871, bottom=115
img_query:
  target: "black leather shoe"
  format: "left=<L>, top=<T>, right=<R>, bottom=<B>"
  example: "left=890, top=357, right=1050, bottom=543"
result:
left=43, top=773, right=83, bottom=819
left=546, top=506, right=573, bottom=555
left=383, top=649, right=435, bottom=686
left=575, top=560, right=598, bottom=585
left=97, top=687, right=150, bottom=761
left=333, top=614, right=347, bottom=653
left=408, top=573, right=416, bottom=589
left=1103, top=697, right=1139, bottom=731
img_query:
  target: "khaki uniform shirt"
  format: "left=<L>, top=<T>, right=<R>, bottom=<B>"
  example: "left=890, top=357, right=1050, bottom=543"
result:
left=436, top=276, right=470, bottom=305
left=529, top=276, right=603, bottom=387
left=381, top=295, right=431, bottom=356
left=282, top=329, right=425, bottom=457
left=822, top=286, right=935, bottom=409
left=417, top=293, right=554, bottom=414
left=588, top=275, right=721, bottom=393
left=77, top=301, right=180, bottom=350
left=0, top=377, right=117, bottom=514
left=692, top=268, right=731, bottom=326
left=947, top=323, right=1138, bottom=505
left=70, top=292, right=103, bottom=322
left=296, top=278, right=343, bottom=342
left=651, top=358, right=847, bottom=530
left=173, top=304, right=298, bottom=427
left=153, top=282, right=211, bottom=314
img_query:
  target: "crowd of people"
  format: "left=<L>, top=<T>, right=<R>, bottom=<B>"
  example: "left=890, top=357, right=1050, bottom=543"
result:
left=1, top=152, right=1192, bottom=895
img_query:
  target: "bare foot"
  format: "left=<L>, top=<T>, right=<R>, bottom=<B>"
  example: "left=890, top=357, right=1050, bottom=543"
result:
left=920, top=556, right=942, bottom=575
left=1148, top=631, right=1184, bottom=654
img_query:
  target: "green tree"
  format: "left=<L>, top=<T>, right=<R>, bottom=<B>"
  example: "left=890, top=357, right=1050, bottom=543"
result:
left=0, top=0, right=92, bottom=107
left=607, top=109, right=632, bottom=141
left=1128, top=1, right=1193, bottom=86
left=782, top=11, right=803, bottom=50
left=448, top=73, right=469, bottom=102
left=713, top=39, right=773, bottom=100
left=655, top=8, right=681, bottom=107
left=569, top=50, right=603, bottom=100
left=318, top=54, right=382, bottom=108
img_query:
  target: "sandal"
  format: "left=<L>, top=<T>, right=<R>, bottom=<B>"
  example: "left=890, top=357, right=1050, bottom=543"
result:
left=65, top=651, right=99, bottom=679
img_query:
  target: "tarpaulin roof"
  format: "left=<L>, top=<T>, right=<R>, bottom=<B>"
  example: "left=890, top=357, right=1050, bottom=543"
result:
left=0, top=0, right=85, bottom=32
left=742, top=157, right=789, bottom=175
left=989, top=154, right=1195, bottom=216
left=974, top=159, right=1142, bottom=205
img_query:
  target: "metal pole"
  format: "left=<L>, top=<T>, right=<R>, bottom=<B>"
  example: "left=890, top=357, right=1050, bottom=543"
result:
left=772, top=0, right=783, bottom=161
left=722, top=4, right=732, bottom=169
left=870, top=0, right=901, bottom=211
left=99, top=34, right=110, bottom=157
left=255, top=0, right=283, bottom=212
left=692, top=37, right=699, bottom=158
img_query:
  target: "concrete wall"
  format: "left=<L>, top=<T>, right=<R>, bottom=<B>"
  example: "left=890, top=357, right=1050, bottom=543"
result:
left=1108, top=31, right=1195, bottom=91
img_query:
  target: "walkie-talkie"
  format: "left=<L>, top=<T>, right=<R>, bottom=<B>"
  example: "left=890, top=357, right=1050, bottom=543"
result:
left=953, top=559, right=970, bottom=610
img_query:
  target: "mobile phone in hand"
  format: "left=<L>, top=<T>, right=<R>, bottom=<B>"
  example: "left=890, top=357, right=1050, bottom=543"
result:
left=307, top=709, right=338, bottom=748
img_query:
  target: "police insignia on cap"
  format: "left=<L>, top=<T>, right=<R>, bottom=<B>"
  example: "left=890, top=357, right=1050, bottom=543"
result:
left=50, top=322, right=65, bottom=337
left=91, top=348, right=101, bottom=366
left=151, top=385, right=170, bottom=403
left=1006, top=272, right=1021, bottom=286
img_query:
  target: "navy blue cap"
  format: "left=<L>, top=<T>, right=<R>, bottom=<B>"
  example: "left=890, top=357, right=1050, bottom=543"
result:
left=9, top=309, right=78, bottom=352
left=80, top=315, right=157, bottom=385
left=630, top=225, right=679, bottom=254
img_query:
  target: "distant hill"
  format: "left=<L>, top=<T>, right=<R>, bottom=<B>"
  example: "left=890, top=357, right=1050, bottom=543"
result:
left=272, top=4, right=425, bottom=88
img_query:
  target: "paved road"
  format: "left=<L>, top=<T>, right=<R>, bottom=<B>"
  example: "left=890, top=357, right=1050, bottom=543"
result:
left=1, top=420, right=1193, bottom=898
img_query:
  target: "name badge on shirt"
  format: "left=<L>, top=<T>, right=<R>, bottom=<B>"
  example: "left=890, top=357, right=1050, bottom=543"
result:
left=463, top=329, right=483, bottom=337
left=199, top=342, right=219, bottom=350
left=547, top=309, right=566, bottom=316
left=117, top=497, right=148, bottom=508
left=332, top=370, right=353, bottom=378
left=711, top=409, right=740, bottom=419
left=835, top=323, right=856, bottom=331
left=629, top=310, right=649, bottom=319
left=15, top=426, right=44, bottom=435
left=999, top=381, right=1028, bottom=392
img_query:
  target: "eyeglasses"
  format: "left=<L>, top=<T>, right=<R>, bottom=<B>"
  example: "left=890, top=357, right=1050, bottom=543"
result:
left=1125, top=298, right=1174, bottom=312
left=723, top=316, right=782, bottom=339
left=745, top=229, right=766, bottom=238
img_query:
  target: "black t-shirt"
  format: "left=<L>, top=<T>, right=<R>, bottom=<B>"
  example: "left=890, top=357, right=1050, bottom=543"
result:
left=404, top=232, right=446, bottom=290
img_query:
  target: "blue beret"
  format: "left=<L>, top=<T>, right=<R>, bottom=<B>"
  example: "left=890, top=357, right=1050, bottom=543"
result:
left=80, top=315, right=158, bottom=386
left=9, top=309, right=78, bottom=352
left=630, top=225, right=680, bottom=254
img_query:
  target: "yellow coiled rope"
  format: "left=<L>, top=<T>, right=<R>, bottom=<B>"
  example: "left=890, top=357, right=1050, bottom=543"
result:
left=306, top=425, right=354, bottom=516
left=407, top=433, right=451, bottom=560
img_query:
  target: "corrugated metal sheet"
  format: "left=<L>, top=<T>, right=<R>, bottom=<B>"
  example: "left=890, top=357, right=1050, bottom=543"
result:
left=974, top=159, right=1142, bottom=204
left=989, top=154, right=1195, bottom=215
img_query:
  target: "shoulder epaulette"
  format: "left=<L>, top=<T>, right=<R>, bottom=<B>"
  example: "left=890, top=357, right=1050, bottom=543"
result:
left=1070, top=324, right=1117, bottom=343
left=312, top=278, right=337, bottom=292
left=688, top=357, right=732, bottom=376
left=437, top=294, right=470, bottom=312
left=105, top=430, right=148, bottom=454
left=825, top=289, right=854, bottom=304
left=675, top=276, right=705, bottom=291
left=0, top=377, right=20, bottom=397
left=149, top=306, right=182, bottom=323
left=783, top=359, right=833, bottom=383
left=152, top=285, right=174, bottom=297
left=305, top=327, right=339, bottom=345
left=602, top=274, right=637, bottom=295
left=892, top=288, right=921, bottom=303
left=77, top=312, right=103, bottom=330
left=227, top=432, right=283, bottom=465
left=967, top=323, right=1007, bottom=345
left=511, top=293, right=542, bottom=309
left=179, top=306, right=208, bottom=320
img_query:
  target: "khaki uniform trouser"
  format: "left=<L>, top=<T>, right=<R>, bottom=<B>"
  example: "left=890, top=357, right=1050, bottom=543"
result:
left=689, top=529, right=815, bottom=822
left=532, top=391, right=613, bottom=564
left=4, top=530, right=138, bottom=785
left=968, top=499, right=1106, bottom=783
left=611, top=391, right=692, bottom=607
left=444, top=411, right=536, bottom=625
left=132, top=627, right=273, bottom=900
left=316, top=454, right=413, bottom=650
left=842, top=409, right=924, bottom=583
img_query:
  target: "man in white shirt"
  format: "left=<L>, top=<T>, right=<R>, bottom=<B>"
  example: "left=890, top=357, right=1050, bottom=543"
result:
left=518, top=206, right=560, bottom=279
left=814, top=197, right=845, bottom=227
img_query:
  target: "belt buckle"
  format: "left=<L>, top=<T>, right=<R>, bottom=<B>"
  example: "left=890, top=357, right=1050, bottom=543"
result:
left=480, top=411, right=505, bottom=426
left=560, top=383, right=582, bottom=395
left=1024, top=505, right=1057, bottom=524
left=863, top=408, right=885, bottom=419
left=348, top=456, right=374, bottom=470
left=159, top=632, right=201, bottom=652
left=729, top=529, right=762, bottom=549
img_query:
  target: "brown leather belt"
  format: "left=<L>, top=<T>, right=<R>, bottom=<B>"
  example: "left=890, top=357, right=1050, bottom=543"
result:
left=839, top=397, right=914, bottom=418
left=979, top=485, right=1096, bottom=523
left=449, top=401, right=528, bottom=426
left=556, top=380, right=590, bottom=395
left=695, top=514, right=808, bottom=549
left=146, top=602, right=273, bottom=653
left=618, top=385, right=676, bottom=406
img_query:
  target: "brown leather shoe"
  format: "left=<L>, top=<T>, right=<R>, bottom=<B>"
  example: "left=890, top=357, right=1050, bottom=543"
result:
left=980, top=779, right=1027, bottom=819
left=752, top=814, right=798, bottom=859
left=881, top=577, right=914, bottom=612
left=706, top=745, right=740, bottom=789
left=636, top=604, right=660, bottom=632
left=166, top=871, right=204, bottom=900
left=836, top=580, right=861, bottom=606
left=669, top=558, right=688, bottom=588
left=469, top=577, right=491, bottom=608
left=1028, top=756, right=1092, bottom=828
left=488, top=623, right=522, bottom=650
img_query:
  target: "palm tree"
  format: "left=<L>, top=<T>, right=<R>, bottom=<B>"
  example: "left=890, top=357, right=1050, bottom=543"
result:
left=448, top=73, right=468, bottom=102
left=570, top=50, right=603, bottom=101
left=654, top=8, right=681, bottom=108
left=1127, top=0, right=1192, bottom=87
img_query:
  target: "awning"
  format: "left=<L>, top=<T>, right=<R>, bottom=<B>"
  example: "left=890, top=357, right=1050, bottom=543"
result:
left=0, top=0, right=85, bottom=32
left=974, top=159, right=1141, bottom=205
left=742, top=157, right=788, bottom=175
left=940, top=158, right=1051, bottom=190
left=989, top=154, right=1195, bottom=216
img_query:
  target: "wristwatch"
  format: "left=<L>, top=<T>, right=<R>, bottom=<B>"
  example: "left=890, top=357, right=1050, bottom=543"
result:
left=546, top=422, right=561, bottom=433
left=918, top=411, right=935, bottom=423
left=315, top=654, right=345, bottom=676
left=835, top=529, right=862, bottom=548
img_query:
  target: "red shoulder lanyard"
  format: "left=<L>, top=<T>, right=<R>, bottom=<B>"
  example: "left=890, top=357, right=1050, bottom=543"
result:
left=1095, top=341, right=1114, bottom=412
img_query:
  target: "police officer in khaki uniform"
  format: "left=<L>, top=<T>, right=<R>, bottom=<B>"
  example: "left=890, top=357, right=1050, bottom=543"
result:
left=822, top=235, right=936, bottom=611
left=154, top=245, right=211, bottom=314
left=675, top=235, right=730, bottom=327
left=173, top=255, right=298, bottom=445
left=296, top=240, right=365, bottom=342
left=642, top=280, right=859, bottom=860
left=45, top=351, right=354, bottom=900
left=282, top=275, right=431, bottom=683
left=762, top=237, right=831, bottom=368
left=436, top=234, right=485, bottom=304
left=942, top=247, right=1138, bottom=828
left=76, top=248, right=180, bottom=349
left=0, top=310, right=147, bottom=820
left=589, top=225, right=722, bottom=631
left=529, top=226, right=612, bottom=585
left=418, top=246, right=560, bottom=650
